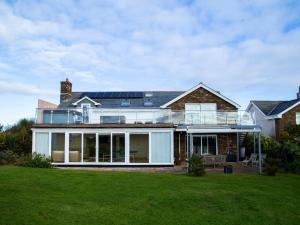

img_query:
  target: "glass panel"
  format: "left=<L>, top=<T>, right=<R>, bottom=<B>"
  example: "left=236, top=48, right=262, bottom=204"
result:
left=296, top=112, right=300, bottom=125
left=201, top=103, right=217, bottom=124
left=202, top=136, right=208, bottom=154
left=35, top=132, right=49, bottom=157
left=69, top=133, right=82, bottom=162
left=82, top=105, right=89, bottom=123
left=185, top=104, right=201, bottom=124
left=208, top=136, right=217, bottom=155
left=130, top=134, right=149, bottom=163
left=192, top=136, right=201, bottom=156
left=151, top=132, right=171, bottom=163
left=112, top=134, right=125, bottom=162
left=99, top=134, right=111, bottom=162
left=83, top=134, right=96, bottom=162
left=51, top=133, right=65, bottom=162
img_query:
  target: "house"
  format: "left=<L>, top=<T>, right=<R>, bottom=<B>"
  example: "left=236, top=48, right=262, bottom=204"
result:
left=246, top=87, right=300, bottom=139
left=32, top=79, right=261, bottom=166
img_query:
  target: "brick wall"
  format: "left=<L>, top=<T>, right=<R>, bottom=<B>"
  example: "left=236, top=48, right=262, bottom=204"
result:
left=173, top=132, right=237, bottom=165
left=275, top=103, right=300, bottom=139
left=168, top=87, right=237, bottom=111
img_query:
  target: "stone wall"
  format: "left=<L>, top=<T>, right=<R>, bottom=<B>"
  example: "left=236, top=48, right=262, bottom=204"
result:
left=275, top=103, right=300, bottom=139
left=168, top=87, right=237, bottom=111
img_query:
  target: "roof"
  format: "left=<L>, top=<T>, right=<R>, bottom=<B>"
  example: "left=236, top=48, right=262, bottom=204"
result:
left=58, top=91, right=184, bottom=108
left=160, top=82, right=240, bottom=109
left=250, top=99, right=300, bottom=117
left=250, top=101, right=284, bottom=115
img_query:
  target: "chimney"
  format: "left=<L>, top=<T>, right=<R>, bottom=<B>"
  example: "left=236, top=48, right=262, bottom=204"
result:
left=298, top=86, right=300, bottom=99
left=60, top=78, right=72, bottom=103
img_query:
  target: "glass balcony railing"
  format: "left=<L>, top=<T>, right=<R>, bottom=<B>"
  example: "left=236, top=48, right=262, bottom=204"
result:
left=35, top=108, right=255, bottom=126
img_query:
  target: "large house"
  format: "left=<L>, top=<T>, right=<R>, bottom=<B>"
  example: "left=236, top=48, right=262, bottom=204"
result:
left=246, top=87, right=300, bottom=139
left=32, top=79, right=261, bottom=166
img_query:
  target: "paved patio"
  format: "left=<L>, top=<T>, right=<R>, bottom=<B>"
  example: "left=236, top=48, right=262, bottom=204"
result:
left=56, top=163, right=259, bottom=174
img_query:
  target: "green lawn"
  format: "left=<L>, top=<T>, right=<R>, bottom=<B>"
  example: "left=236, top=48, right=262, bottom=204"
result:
left=0, top=166, right=299, bottom=225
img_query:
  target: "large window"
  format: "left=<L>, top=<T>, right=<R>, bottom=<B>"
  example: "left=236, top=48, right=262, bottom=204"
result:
left=192, top=135, right=217, bottom=155
left=69, top=133, right=82, bottom=162
left=112, top=133, right=125, bottom=162
left=99, top=134, right=111, bottom=162
left=130, top=134, right=149, bottom=163
left=296, top=112, right=300, bottom=125
left=35, top=132, right=49, bottom=157
left=151, top=132, right=172, bottom=163
left=51, top=133, right=65, bottom=162
left=185, top=103, right=217, bottom=124
left=83, top=134, right=96, bottom=162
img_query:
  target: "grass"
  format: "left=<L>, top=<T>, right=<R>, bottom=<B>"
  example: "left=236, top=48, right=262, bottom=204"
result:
left=0, top=166, right=300, bottom=225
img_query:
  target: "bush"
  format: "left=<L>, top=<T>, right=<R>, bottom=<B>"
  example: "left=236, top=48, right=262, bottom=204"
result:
left=289, top=159, right=300, bottom=174
left=0, top=150, right=18, bottom=165
left=17, top=153, right=52, bottom=168
left=264, top=158, right=279, bottom=176
left=188, top=154, right=205, bottom=176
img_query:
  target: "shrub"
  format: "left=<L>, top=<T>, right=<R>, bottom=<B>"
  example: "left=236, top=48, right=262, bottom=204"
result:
left=289, top=159, right=300, bottom=174
left=188, top=154, right=205, bottom=176
left=264, top=158, right=279, bottom=176
left=0, top=150, right=18, bottom=165
left=17, top=153, right=52, bottom=168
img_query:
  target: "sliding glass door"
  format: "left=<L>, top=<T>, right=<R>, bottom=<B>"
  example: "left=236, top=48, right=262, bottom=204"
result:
left=112, top=133, right=125, bottom=162
left=83, top=134, right=96, bottom=162
left=98, top=134, right=111, bottom=162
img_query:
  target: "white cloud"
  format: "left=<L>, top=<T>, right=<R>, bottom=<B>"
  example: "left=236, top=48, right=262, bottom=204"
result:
left=0, top=0, right=300, bottom=125
left=0, top=80, right=57, bottom=96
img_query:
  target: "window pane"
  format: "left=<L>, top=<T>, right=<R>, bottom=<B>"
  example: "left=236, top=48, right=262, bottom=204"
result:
left=99, top=134, right=111, bottom=162
left=69, top=133, right=82, bottom=162
left=202, top=136, right=208, bottom=154
left=51, top=133, right=65, bottom=162
left=112, top=134, right=125, bottom=162
left=130, top=134, right=149, bottom=163
left=208, top=136, right=217, bottom=155
left=151, top=132, right=171, bottom=163
left=83, top=134, right=96, bottom=162
left=296, top=112, right=300, bottom=125
left=35, top=132, right=49, bottom=157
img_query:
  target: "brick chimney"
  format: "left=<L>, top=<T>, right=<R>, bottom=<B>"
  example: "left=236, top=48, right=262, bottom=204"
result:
left=60, top=78, right=72, bottom=103
left=298, top=86, right=300, bottom=99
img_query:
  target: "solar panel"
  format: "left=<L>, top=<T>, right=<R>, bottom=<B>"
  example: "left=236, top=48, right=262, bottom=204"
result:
left=80, top=92, right=144, bottom=99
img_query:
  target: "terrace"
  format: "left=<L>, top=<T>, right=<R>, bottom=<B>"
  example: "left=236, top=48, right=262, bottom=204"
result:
left=35, top=108, right=255, bottom=126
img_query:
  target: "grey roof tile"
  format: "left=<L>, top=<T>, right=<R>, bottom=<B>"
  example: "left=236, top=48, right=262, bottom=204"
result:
left=58, top=91, right=184, bottom=108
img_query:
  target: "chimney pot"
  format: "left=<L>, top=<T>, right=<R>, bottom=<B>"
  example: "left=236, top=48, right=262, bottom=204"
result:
left=297, top=86, right=300, bottom=99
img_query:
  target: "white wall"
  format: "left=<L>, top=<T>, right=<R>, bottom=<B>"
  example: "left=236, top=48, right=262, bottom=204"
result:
left=248, top=104, right=276, bottom=138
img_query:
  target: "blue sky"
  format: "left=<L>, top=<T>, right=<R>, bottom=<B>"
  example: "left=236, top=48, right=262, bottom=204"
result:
left=0, top=0, right=300, bottom=125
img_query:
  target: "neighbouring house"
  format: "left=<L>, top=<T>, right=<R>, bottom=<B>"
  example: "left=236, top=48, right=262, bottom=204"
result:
left=32, top=79, right=261, bottom=166
left=246, top=87, right=300, bottom=139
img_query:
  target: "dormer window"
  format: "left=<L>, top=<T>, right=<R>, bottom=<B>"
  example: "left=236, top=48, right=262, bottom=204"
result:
left=121, top=99, right=130, bottom=107
left=144, top=99, right=153, bottom=107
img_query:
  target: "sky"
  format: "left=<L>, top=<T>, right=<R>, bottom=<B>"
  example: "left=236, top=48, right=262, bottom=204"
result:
left=0, top=0, right=300, bottom=125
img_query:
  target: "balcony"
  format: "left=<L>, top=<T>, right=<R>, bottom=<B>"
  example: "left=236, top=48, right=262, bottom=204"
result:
left=35, top=108, right=255, bottom=126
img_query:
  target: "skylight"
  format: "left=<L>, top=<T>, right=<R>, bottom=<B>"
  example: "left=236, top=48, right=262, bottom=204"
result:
left=121, top=99, right=130, bottom=107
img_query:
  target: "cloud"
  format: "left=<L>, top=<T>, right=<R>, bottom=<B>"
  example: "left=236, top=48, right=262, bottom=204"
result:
left=0, top=0, right=300, bottom=125
left=0, top=80, right=57, bottom=96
